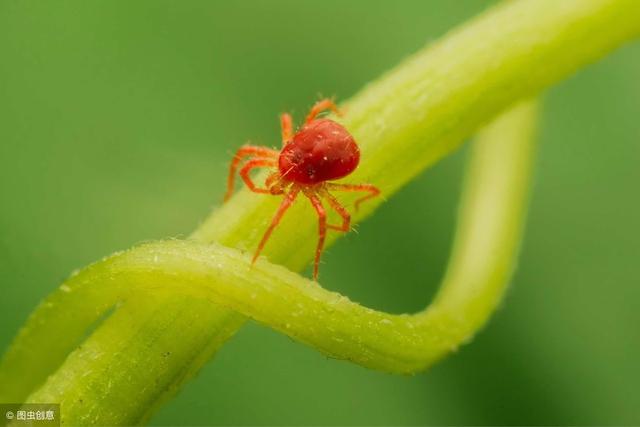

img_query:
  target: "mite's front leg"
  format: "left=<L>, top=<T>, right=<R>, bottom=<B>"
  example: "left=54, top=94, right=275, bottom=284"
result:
left=225, top=145, right=279, bottom=202
left=305, top=98, right=342, bottom=124
left=239, top=159, right=278, bottom=195
left=252, top=187, right=301, bottom=264
left=280, top=113, right=294, bottom=145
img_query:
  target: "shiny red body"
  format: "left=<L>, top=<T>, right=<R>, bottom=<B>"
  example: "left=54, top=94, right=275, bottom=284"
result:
left=224, top=99, right=380, bottom=280
left=279, top=119, right=360, bottom=185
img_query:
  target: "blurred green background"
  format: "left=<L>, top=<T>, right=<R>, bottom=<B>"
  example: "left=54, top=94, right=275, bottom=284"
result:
left=1, top=0, right=639, bottom=425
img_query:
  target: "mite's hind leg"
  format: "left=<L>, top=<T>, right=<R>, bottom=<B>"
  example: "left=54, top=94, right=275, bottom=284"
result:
left=320, top=189, right=351, bottom=232
left=305, top=98, right=342, bottom=124
left=225, top=145, right=279, bottom=201
left=252, top=187, right=301, bottom=264
left=326, top=183, right=381, bottom=211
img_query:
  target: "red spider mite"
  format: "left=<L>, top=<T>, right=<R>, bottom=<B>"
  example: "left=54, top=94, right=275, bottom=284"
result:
left=223, top=98, right=380, bottom=280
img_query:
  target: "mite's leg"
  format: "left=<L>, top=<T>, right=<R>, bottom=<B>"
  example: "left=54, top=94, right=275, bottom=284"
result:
left=326, top=183, right=381, bottom=211
left=239, top=158, right=278, bottom=195
left=280, top=113, right=293, bottom=145
left=320, top=189, right=351, bottom=232
left=265, top=171, right=289, bottom=196
left=225, top=145, right=279, bottom=202
left=305, top=191, right=328, bottom=280
left=305, top=98, right=342, bottom=124
left=252, top=187, right=301, bottom=264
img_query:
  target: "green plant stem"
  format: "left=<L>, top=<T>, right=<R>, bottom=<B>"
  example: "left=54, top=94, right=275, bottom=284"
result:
left=1, top=0, right=639, bottom=424
left=4, top=101, right=537, bottom=426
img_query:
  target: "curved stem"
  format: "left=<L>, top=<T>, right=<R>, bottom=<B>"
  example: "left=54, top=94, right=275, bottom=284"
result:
left=1, top=0, right=639, bottom=424
left=4, top=103, right=537, bottom=410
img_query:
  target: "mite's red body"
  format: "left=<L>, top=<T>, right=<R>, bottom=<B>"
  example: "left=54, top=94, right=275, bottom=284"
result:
left=279, top=119, right=360, bottom=185
left=224, top=99, right=380, bottom=280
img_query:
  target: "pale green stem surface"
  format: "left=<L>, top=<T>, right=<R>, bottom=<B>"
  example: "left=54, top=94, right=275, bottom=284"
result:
left=1, top=0, right=639, bottom=424
left=3, top=102, right=537, bottom=426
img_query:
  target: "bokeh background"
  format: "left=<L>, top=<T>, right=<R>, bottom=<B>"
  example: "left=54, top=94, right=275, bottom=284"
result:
left=1, top=0, right=639, bottom=425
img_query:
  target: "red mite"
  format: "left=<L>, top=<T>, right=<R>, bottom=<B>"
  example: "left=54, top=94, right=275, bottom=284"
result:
left=224, top=98, right=380, bottom=280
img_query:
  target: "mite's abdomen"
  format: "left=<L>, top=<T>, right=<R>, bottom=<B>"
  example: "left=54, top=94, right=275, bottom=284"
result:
left=279, top=119, right=360, bottom=185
